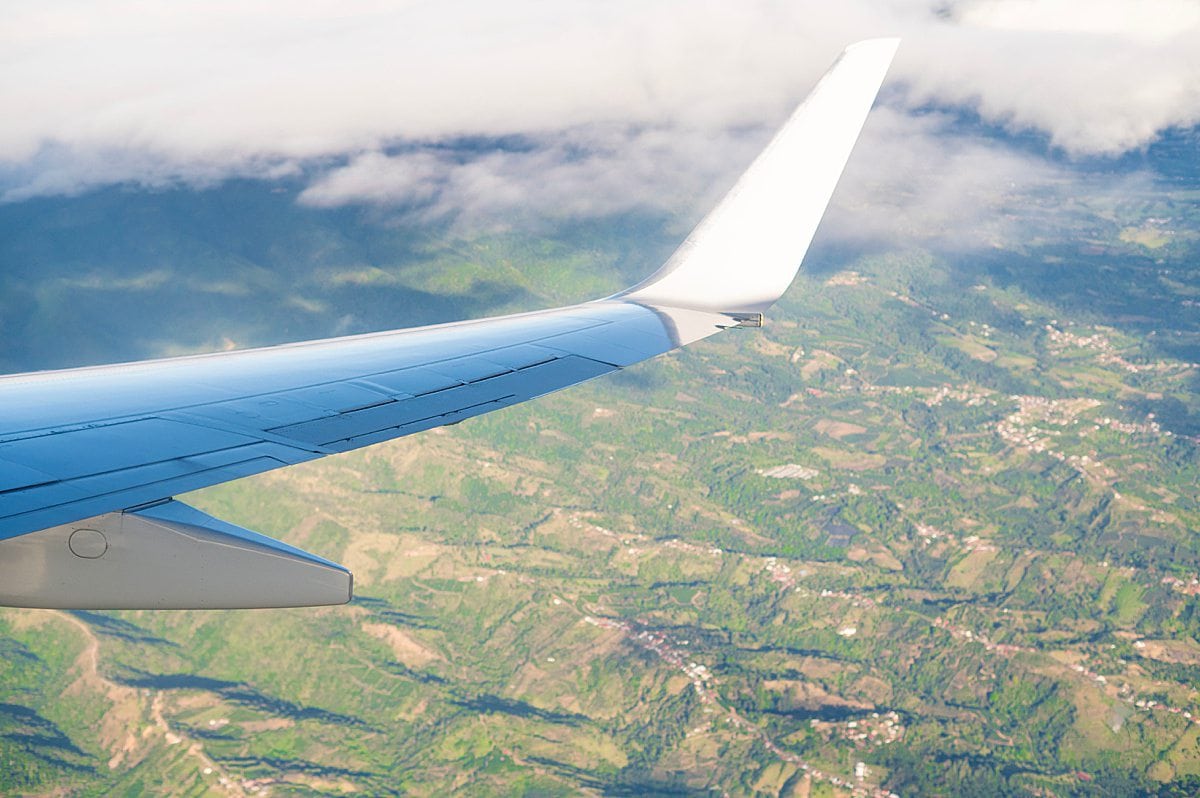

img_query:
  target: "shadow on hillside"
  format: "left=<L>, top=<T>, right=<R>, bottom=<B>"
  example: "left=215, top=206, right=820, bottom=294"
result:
left=69, top=611, right=177, bottom=647
left=353, top=595, right=441, bottom=630
left=0, top=702, right=94, bottom=774
left=453, top=694, right=587, bottom=726
left=115, top=667, right=370, bottom=729
left=216, top=756, right=373, bottom=781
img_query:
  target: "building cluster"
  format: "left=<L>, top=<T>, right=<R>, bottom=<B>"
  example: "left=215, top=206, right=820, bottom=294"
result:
left=995, top=395, right=1129, bottom=482
left=825, top=270, right=870, bottom=287
left=1043, top=324, right=1115, bottom=354
left=585, top=614, right=901, bottom=795
left=1004, top=394, right=1100, bottom=430
left=914, top=522, right=946, bottom=545
left=925, top=385, right=994, bottom=407
left=583, top=616, right=716, bottom=701
left=760, top=463, right=820, bottom=480
left=1044, top=323, right=1195, bottom=375
left=744, top=711, right=900, bottom=798
left=885, top=289, right=948, bottom=322
left=914, top=523, right=997, bottom=554
left=662, top=538, right=724, bottom=557
left=763, top=556, right=798, bottom=589
left=1131, top=694, right=1199, bottom=723
left=1095, top=415, right=1165, bottom=436
left=1067, top=661, right=1110, bottom=688
left=566, top=511, right=639, bottom=543
left=792, top=587, right=879, bottom=609
left=933, top=617, right=1032, bottom=657
left=1160, top=575, right=1200, bottom=596
left=811, top=711, right=904, bottom=749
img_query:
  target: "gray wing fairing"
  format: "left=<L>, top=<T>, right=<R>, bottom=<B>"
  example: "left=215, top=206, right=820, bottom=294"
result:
left=0, top=501, right=352, bottom=610
left=0, top=39, right=899, bottom=609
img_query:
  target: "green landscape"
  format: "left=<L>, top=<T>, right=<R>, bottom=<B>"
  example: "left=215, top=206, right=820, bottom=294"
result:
left=1, top=145, right=1199, bottom=796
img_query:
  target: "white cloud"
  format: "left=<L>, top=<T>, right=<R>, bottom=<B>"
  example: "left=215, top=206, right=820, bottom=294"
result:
left=954, top=0, right=1200, bottom=41
left=1, top=0, right=1197, bottom=219
left=899, top=1, right=1200, bottom=154
left=819, top=107, right=1071, bottom=249
left=298, top=125, right=764, bottom=230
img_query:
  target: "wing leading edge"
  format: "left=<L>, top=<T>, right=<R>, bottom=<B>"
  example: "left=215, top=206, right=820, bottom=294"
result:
left=0, top=39, right=899, bottom=608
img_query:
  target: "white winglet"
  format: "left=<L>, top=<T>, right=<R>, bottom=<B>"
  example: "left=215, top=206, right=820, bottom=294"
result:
left=618, top=38, right=899, bottom=315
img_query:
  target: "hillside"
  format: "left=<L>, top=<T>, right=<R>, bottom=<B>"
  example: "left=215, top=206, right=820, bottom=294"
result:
left=1, top=155, right=1199, bottom=796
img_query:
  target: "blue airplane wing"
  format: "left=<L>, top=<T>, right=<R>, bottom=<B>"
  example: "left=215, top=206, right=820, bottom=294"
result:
left=0, top=39, right=899, bottom=608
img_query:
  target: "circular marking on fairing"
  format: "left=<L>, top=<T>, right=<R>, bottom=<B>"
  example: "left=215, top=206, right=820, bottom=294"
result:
left=69, top=528, right=108, bottom=559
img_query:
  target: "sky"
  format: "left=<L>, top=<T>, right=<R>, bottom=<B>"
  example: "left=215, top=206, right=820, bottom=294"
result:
left=2, top=0, right=1199, bottom=243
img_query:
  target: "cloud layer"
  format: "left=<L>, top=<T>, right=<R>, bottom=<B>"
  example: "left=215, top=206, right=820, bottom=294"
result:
left=2, top=0, right=1198, bottom=226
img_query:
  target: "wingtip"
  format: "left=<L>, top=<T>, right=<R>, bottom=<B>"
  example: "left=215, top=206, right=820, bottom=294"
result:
left=839, top=38, right=901, bottom=71
left=615, top=39, right=900, bottom=316
left=845, top=37, right=902, bottom=54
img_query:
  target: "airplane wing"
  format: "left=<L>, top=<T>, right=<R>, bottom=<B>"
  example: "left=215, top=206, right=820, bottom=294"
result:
left=0, top=39, right=899, bottom=609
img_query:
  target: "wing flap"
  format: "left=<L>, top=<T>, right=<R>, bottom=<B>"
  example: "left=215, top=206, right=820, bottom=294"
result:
left=1, top=454, right=301, bottom=539
left=267, top=354, right=615, bottom=449
left=0, top=418, right=258, bottom=483
left=283, top=381, right=393, bottom=414
left=0, top=458, right=58, bottom=493
left=178, top=394, right=342, bottom=432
